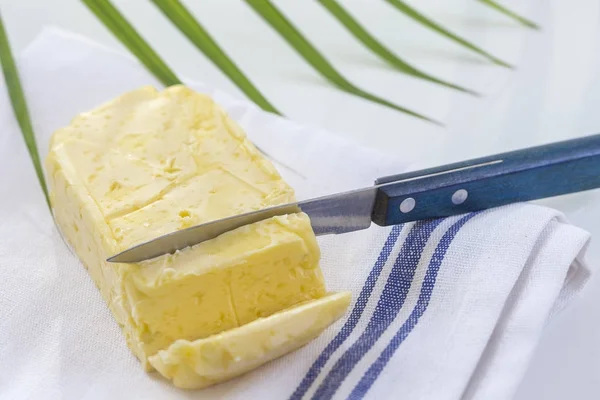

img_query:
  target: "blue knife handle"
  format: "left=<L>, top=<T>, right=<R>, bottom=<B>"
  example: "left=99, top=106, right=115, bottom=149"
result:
left=372, top=133, right=600, bottom=226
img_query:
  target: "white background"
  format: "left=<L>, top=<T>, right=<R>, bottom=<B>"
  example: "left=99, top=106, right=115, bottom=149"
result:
left=1, top=0, right=599, bottom=398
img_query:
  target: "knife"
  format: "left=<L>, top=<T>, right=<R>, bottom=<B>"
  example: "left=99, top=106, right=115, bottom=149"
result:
left=107, top=133, right=600, bottom=263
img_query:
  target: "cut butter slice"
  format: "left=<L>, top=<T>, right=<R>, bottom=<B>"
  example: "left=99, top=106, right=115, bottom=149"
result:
left=45, top=85, right=350, bottom=385
left=149, top=292, right=351, bottom=389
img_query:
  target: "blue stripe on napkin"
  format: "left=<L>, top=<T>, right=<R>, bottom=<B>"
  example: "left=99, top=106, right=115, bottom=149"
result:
left=289, top=224, right=404, bottom=400
left=309, top=219, right=444, bottom=400
left=347, top=213, right=478, bottom=400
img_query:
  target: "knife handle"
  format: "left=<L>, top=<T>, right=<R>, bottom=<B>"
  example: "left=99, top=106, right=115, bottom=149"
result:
left=372, top=133, right=600, bottom=226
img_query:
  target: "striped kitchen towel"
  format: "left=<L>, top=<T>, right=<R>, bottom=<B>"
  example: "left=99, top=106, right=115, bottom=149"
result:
left=0, top=28, right=591, bottom=400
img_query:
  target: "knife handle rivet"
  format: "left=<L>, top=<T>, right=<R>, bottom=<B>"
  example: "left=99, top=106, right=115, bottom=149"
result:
left=452, top=189, right=468, bottom=205
left=400, top=197, right=416, bottom=213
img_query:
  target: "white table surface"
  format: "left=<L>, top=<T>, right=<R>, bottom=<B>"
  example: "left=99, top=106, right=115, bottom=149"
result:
left=2, top=0, right=599, bottom=398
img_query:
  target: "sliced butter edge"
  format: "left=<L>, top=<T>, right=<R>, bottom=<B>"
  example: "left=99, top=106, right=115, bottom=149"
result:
left=149, top=291, right=352, bottom=389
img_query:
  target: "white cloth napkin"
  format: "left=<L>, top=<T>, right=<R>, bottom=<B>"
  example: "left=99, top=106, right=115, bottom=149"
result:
left=0, top=28, right=592, bottom=400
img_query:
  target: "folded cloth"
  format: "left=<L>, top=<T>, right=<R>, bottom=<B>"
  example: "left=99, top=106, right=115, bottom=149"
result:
left=0, top=28, right=591, bottom=400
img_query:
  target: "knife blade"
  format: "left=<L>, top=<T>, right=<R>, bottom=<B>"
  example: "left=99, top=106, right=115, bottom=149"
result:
left=107, top=133, right=600, bottom=263
left=107, top=186, right=377, bottom=263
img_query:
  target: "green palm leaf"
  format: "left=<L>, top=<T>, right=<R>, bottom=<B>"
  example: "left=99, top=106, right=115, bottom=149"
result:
left=478, top=0, right=540, bottom=29
left=319, top=0, right=477, bottom=95
left=82, top=0, right=181, bottom=86
left=246, top=0, right=440, bottom=125
left=0, top=11, right=49, bottom=206
left=385, top=0, right=512, bottom=68
left=150, top=0, right=280, bottom=114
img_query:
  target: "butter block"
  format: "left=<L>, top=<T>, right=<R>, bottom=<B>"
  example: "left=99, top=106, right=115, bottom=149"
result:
left=149, top=292, right=351, bottom=389
left=46, top=85, right=349, bottom=384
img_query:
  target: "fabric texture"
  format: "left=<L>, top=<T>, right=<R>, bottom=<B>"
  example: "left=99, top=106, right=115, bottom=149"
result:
left=0, top=28, right=591, bottom=400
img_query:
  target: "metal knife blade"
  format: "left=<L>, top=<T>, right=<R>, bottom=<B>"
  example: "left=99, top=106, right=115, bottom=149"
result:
left=107, top=186, right=377, bottom=263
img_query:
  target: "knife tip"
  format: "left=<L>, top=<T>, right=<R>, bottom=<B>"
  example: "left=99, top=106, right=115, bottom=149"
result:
left=106, top=253, right=132, bottom=263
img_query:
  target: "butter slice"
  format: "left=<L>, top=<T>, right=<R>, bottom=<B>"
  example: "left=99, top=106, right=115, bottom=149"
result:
left=46, top=85, right=350, bottom=383
left=149, top=292, right=351, bottom=389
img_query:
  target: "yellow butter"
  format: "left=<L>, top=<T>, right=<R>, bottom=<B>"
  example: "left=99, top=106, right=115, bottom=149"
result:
left=46, top=86, right=349, bottom=385
left=149, top=292, right=351, bottom=389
